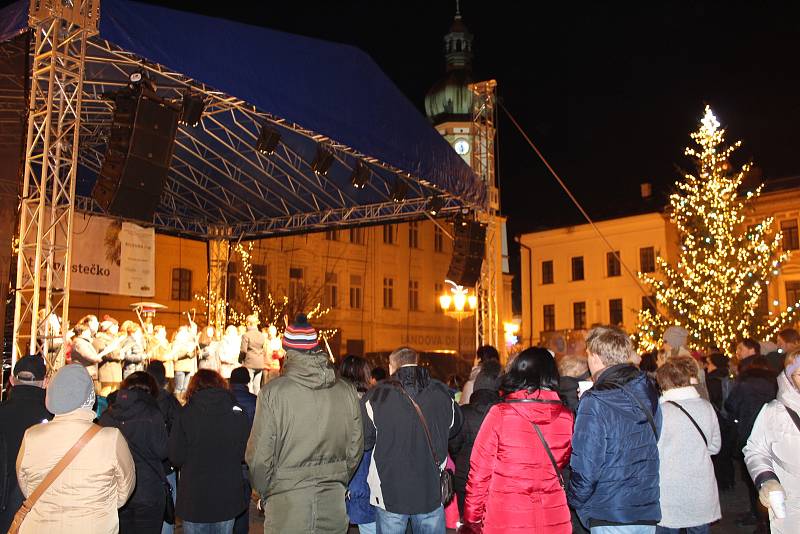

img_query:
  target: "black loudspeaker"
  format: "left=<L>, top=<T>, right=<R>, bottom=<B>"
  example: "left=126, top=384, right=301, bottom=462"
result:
left=447, top=221, right=486, bottom=286
left=93, top=90, right=179, bottom=222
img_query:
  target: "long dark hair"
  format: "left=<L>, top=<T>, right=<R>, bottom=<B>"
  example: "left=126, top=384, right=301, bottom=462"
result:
left=500, top=347, right=560, bottom=394
left=340, top=355, right=371, bottom=393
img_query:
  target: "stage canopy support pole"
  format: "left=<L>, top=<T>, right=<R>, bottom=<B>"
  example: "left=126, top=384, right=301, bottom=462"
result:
left=12, top=0, right=99, bottom=372
left=207, top=226, right=231, bottom=332
left=470, top=80, right=504, bottom=359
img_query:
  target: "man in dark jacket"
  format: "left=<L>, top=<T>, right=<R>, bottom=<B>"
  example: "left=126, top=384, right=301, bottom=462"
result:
left=449, top=359, right=500, bottom=515
left=0, top=355, right=53, bottom=532
left=568, top=326, right=661, bottom=533
left=229, top=366, right=257, bottom=427
left=705, top=353, right=736, bottom=491
left=363, top=347, right=463, bottom=533
left=246, top=315, right=363, bottom=533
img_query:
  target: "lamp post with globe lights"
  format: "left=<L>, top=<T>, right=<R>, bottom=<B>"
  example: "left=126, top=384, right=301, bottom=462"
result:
left=439, top=280, right=478, bottom=359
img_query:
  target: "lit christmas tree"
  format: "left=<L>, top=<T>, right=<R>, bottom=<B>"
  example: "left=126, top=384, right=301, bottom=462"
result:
left=636, top=106, right=799, bottom=353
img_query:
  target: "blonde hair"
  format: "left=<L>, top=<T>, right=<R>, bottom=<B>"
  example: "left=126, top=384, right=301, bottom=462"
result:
left=586, top=325, right=634, bottom=366
left=558, top=354, right=588, bottom=378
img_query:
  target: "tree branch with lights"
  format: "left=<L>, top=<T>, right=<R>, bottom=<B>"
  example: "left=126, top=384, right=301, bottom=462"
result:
left=636, top=106, right=798, bottom=354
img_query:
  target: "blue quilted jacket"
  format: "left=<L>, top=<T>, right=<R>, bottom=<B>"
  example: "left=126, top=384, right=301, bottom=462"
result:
left=347, top=448, right=376, bottom=524
left=567, top=364, right=662, bottom=528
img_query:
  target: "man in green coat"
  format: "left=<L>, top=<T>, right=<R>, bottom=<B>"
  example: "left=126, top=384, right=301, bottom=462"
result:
left=246, top=314, right=363, bottom=533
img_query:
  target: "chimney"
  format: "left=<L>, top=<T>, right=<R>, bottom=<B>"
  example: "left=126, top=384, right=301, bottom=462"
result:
left=640, top=182, right=652, bottom=199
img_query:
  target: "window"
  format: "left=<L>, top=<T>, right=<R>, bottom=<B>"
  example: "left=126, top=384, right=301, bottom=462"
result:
left=781, top=219, right=799, bottom=251
left=640, top=246, right=655, bottom=273
left=609, top=298, right=623, bottom=326
left=383, top=224, right=396, bottom=244
left=607, top=251, right=621, bottom=277
left=434, top=225, right=444, bottom=253
left=542, top=304, right=555, bottom=332
left=171, top=268, right=192, bottom=301
left=324, top=229, right=338, bottom=241
left=349, top=227, right=364, bottom=245
left=642, top=295, right=657, bottom=315
left=408, top=279, right=419, bottom=311
left=573, top=301, right=586, bottom=329
left=324, top=272, right=337, bottom=309
left=383, top=277, right=394, bottom=309
left=571, top=256, right=584, bottom=281
left=541, top=260, right=554, bottom=284
left=349, top=274, right=362, bottom=309
left=289, top=267, right=304, bottom=303
left=787, top=281, right=800, bottom=307
left=408, top=221, right=419, bottom=249
left=434, top=282, right=444, bottom=313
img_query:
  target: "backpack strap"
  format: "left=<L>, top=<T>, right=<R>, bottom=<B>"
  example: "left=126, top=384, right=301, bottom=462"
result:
left=621, top=387, right=658, bottom=438
left=667, top=400, right=708, bottom=446
left=785, top=405, right=800, bottom=433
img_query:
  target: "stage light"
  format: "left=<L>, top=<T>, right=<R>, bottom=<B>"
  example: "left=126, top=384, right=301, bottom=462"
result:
left=391, top=179, right=408, bottom=202
left=179, top=93, right=205, bottom=127
left=256, top=125, right=281, bottom=155
left=311, top=146, right=334, bottom=176
left=427, top=195, right=444, bottom=215
left=350, top=161, right=370, bottom=189
left=454, top=208, right=471, bottom=227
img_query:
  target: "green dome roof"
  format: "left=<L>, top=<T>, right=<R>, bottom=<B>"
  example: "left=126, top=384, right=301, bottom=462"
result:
left=425, top=15, right=474, bottom=125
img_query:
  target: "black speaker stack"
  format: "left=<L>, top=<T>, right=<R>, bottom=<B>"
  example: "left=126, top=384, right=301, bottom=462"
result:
left=92, top=87, right=180, bottom=222
left=446, top=221, right=486, bottom=287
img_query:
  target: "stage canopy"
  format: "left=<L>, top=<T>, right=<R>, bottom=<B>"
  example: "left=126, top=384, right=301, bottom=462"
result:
left=0, top=0, right=486, bottom=238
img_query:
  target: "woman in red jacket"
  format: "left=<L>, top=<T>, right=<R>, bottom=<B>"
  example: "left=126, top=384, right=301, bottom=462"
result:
left=461, top=347, right=574, bottom=534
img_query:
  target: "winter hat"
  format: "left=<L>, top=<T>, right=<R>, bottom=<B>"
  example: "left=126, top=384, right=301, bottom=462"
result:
left=13, top=354, right=47, bottom=382
left=230, top=366, right=250, bottom=385
left=283, top=314, right=318, bottom=351
left=663, top=326, right=688, bottom=349
left=46, top=364, right=95, bottom=415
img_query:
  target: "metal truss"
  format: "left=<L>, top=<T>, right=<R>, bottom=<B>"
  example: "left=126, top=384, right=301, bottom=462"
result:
left=470, top=80, right=502, bottom=352
left=12, top=0, right=98, bottom=368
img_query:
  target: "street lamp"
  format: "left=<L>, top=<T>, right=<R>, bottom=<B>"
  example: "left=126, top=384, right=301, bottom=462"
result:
left=439, top=280, right=478, bottom=358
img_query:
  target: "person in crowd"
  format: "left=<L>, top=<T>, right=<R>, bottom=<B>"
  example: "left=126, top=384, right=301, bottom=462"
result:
left=198, top=325, right=220, bottom=372
left=218, top=325, right=242, bottom=379
left=461, top=345, right=500, bottom=405
left=169, top=370, right=250, bottom=534
left=37, top=308, right=63, bottom=356
left=100, top=372, right=168, bottom=533
left=744, top=347, right=800, bottom=534
left=78, top=314, right=101, bottom=337
left=247, top=315, right=363, bottom=533
left=735, top=338, right=761, bottom=369
left=639, top=351, right=659, bottom=383
left=370, top=367, right=387, bottom=386
left=447, top=375, right=463, bottom=403
left=148, top=325, right=174, bottom=388
left=460, top=349, right=572, bottom=534
left=262, top=324, right=284, bottom=381
left=362, top=346, right=463, bottom=533
left=16, top=364, right=135, bottom=533
left=171, top=325, right=197, bottom=399
left=71, top=323, right=103, bottom=386
left=768, top=328, right=799, bottom=374
left=449, top=359, right=501, bottom=515
left=0, top=355, right=53, bottom=532
left=120, top=321, right=147, bottom=380
left=557, top=354, right=590, bottom=414
left=725, top=353, right=777, bottom=530
left=95, top=318, right=125, bottom=397
left=662, top=326, right=709, bottom=400
left=655, top=356, right=721, bottom=534
left=340, top=355, right=377, bottom=534
left=705, top=352, right=736, bottom=492
left=568, top=325, right=661, bottom=533
left=229, top=367, right=256, bottom=427
left=240, top=314, right=266, bottom=395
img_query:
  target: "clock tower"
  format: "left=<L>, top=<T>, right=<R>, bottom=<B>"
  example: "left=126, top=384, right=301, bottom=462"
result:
left=424, top=4, right=474, bottom=165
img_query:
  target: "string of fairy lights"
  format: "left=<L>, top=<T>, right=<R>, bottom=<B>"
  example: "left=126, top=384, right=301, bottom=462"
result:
left=636, top=106, right=799, bottom=354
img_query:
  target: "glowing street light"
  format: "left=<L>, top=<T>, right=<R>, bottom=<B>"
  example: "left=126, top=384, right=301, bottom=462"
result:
left=439, top=279, right=477, bottom=358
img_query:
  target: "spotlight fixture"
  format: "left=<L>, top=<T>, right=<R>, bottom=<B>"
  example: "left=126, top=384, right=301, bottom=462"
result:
left=391, top=178, right=409, bottom=202
left=350, top=161, right=370, bottom=189
left=179, top=92, right=205, bottom=127
left=256, top=124, right=281, bottom=155
left=311, top=145, right=334, bottom=176
left=427, top=195, right=444, bottom=215
left=454, top=208, right=472, bottom=227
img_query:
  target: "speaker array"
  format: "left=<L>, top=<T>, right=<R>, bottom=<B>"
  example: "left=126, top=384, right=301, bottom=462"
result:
left=446, top=221, right=486, bottom=287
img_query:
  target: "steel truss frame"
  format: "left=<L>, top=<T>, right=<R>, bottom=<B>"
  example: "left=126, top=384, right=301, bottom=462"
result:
left=13, top=0, right=98, bottom=365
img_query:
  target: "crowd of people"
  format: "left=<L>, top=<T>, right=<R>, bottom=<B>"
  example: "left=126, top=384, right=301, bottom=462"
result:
left=0, top=316, right=798, bottom=534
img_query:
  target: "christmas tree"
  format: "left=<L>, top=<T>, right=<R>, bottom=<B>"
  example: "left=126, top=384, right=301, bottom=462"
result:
left=636, top=106, right=799, bottom=353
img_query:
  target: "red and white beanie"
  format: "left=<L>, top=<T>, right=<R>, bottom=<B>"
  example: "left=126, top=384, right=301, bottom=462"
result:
left=283, top=314, right=318, bottom=351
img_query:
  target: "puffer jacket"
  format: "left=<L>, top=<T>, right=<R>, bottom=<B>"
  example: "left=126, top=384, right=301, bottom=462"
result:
left=16, top=408, right=135, bottom=534
left=463, top=389, right=573, bottom=533
left=725, top=366, right=777, bottom=452
left=567, top=364, right=661, bottom=529
left=744, top=371, right=800, bottom=534
left=94, top=332, right=124, bottom=383
left=246, top=349, right=363, bottom=533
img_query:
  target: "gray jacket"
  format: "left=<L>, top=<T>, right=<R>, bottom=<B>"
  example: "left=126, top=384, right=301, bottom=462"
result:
left=240, top=327, right=265, bottom=370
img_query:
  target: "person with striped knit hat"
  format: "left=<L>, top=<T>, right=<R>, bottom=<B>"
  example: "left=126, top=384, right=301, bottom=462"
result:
left=246, top=314, right=363, bottom=532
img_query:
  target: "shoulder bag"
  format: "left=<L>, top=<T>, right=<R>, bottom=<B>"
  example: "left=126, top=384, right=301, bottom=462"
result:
left=621, top=387, right=658, bottom=438
left=506, top=401, right=566, bottom=490
left=8, top=425, right=101, bottom=534
left=388, top=381, right=455, bottom=506
left=666, top=400, right=708, bottom=446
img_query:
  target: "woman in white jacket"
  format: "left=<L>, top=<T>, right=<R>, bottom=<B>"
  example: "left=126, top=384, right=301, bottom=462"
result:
left=655, top=355, right=722, bottom=534
left=744, top=348, right=800, bottom=534
left=217, top=325, right=241, bottom=379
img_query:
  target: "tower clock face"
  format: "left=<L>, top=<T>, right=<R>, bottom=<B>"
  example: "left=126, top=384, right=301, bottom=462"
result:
left=454, top=138, right=470, bottom=155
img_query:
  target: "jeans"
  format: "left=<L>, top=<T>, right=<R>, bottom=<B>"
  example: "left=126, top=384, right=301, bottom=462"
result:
left=375, top=506, right=445, bottom=534
left=655, top=526, right=710, bottom=534
left=161, top=471, right=177, bottom=534
left=182, top=519, right=235, bottom=534
left=358, top=523, right=377, bottom=534
left=590, top=527, right=656, bottom=534
left=174, top=371, right=191, bottom=393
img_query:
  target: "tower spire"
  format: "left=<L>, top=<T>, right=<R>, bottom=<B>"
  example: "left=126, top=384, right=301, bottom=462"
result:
left=455, top=0, right=461, bottom=18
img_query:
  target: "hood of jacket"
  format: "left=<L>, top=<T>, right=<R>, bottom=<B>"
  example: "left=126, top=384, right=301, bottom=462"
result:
left=393, top=365, right=432, bottom=397
left=105, top=387, right=157, bottom=422
left=468, top=388, right=500, bottom=413
left=777, top=371, right=800, bottom=413
left=282, top=349, right=336, bottom=390
left=503, top=388, right=565, bottom=424
left=589, top=364, right=658, bottom=422
left=187, top=387, right=239, bottom=414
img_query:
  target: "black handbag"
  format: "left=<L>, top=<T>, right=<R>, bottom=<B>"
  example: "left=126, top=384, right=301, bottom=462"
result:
left=390, top=382, right=455, bottom=506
